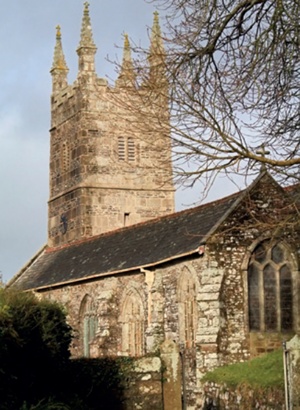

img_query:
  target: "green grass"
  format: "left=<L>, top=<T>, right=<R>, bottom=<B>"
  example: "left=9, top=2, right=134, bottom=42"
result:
left=202, top=350, right=284, bottom=389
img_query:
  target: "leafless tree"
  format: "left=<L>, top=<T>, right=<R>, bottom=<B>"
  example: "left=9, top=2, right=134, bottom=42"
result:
left=126, top=0, right=300, bottom=193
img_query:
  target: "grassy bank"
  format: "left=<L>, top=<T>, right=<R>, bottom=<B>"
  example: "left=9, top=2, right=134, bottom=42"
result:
left=202, top=349, right=284, bottom=389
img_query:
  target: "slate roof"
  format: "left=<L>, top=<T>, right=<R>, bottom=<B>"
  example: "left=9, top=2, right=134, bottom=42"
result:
left=10, top=170, right=300, bottom=292
left=10, top=191, right=242, bottom=291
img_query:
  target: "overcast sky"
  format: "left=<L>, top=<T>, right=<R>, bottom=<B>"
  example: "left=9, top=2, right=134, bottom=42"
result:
left=0, top=0, right=239, bottom=283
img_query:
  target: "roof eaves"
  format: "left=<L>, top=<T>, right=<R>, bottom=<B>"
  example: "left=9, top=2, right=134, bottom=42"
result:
left=30, top=247, right=202, bottom=292
left=6, top=244, right=47, bottom=288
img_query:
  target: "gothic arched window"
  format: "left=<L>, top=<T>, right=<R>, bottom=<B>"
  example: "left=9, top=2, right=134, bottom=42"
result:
left=120, top=289, right=144, bottom=356
left=79, top=295, right=97, bottom=357
left=248, top=241, right=294, bottom=332
left=178, top=268, right=198, bottom=348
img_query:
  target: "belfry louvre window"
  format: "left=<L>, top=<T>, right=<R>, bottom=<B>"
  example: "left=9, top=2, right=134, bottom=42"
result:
left=118, top=137, right=126, bottom=161
left=62, top=141, right=70, bottom=173
left=248, top=242, right=294, bottom=332
left=118, top=137, right=135, bottom=162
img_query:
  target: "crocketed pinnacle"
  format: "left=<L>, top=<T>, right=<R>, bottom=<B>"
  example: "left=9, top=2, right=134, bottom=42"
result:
left=116, top=34, right=136, bottom=87
left=148, top=11, right=167, bottom=87
left=78, top=2, right=96, bottom=49
left=51, top=25, right=68, bottom=72
left=150, top=11, right=164, bottom=56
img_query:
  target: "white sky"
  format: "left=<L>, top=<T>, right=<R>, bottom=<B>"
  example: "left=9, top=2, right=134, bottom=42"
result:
left=0, top=1, right=238, bottom=283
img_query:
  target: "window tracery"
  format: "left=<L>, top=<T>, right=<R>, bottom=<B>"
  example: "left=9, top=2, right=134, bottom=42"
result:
left=248, top=241, right=294, bottom=332
left=119, top=289, right=144, bottom=356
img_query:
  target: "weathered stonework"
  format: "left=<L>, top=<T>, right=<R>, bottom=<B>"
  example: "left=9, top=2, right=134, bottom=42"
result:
left=160, top=340, right=182, bottom=410
left=48, top=6, right=174, bottom=248
left=202, top=382, right=285, bottom=409
left=15, top=168, right=300, bottom=409
left=39, top=197, right=300, bottom=409
left=10, top=4, right=300, bottom=410
left=31, top=169, right=299, bottom=409
left=286, top=335, right=300, bottom=409
left=124, top=356, right=163, bottom=410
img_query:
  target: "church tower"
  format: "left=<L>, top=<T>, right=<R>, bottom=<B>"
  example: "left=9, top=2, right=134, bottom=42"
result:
left=48, top=3, right=175, bottom=248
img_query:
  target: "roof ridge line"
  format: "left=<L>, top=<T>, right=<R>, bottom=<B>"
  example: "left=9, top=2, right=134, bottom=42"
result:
left=45, top=189, right=244, bottom=253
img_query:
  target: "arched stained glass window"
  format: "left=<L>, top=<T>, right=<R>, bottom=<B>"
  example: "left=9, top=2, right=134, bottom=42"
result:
left=248, top=242, right=294, bottom=332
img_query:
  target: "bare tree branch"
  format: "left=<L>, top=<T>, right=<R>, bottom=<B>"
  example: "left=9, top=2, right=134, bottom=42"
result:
left=126, top=0, right=300, bottom=189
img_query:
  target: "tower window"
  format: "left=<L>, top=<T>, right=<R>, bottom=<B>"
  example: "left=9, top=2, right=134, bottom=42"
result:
left=124, top=212, right=130, bottom=226
left=118, top=137, right=135, bottom=162
left=127, top=138, right=135, bottom=162
left=118, top=137, right=126, bottom=161
left=248, top=241, right=294, bottom=332
left=62, top=142, right=70, bottom=173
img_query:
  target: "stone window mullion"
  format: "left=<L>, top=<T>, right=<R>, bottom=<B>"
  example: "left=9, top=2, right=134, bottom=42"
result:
left=259, top=266, right=265, bottom=332
left=248, top=241, right=295, bottom=333
left=276, top=264, right=281, bottom=332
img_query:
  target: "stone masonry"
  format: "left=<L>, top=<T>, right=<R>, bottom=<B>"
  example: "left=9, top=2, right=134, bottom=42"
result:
left=9, top=4, right=300, bottom=410
left=49, top=4, right=175, bottom=248
left=38, top=172, right=300, bottom=409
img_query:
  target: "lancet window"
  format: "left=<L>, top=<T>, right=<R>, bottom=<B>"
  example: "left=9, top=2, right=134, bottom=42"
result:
left=79, top=295, right=97, bottom=357
left=120, top=289, right=144, bottom=356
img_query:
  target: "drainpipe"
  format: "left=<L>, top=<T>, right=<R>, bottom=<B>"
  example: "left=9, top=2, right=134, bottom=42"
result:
left=140, top=267, right=154, bottom=327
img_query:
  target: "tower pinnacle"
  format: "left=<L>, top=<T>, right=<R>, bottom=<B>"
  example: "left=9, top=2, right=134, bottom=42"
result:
left=116, top=34, right=136, bottom=88
left=78, top=2, right=96, bottom=49
left=50, top=25, right=69, bottom=93
left=149, top=12, right=166, bottom=85
left=150, top=11, right=164, bottom=56
left=77, top=2, right=97, bottom=77
left=48, top=5, right=174, bottom=247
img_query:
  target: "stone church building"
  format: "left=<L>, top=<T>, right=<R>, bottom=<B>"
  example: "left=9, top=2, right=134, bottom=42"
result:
left=9, top=3, right=300, bottom=408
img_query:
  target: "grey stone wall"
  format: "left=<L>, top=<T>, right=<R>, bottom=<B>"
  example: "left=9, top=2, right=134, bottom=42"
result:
left=202, top=382, right=284, bottom=409
left=39, top=253, right=241, bottom=408
left=39, top=175, right=300, bottom=409
left=124, top=356, right=164, bottom=410
left=48, top=74, right=175, bottom=248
